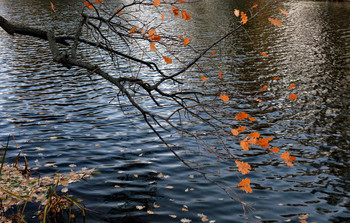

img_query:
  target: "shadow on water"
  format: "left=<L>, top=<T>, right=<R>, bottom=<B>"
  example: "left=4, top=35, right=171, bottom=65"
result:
left=0, top=0, right=349, bottom=222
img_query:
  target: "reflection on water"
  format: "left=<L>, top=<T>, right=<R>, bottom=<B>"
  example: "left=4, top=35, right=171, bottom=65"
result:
left=0, top=0, right=349, bottom=222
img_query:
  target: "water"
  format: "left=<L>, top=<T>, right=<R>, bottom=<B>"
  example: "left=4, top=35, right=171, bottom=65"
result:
left=0, top=0, right=349, bottom=222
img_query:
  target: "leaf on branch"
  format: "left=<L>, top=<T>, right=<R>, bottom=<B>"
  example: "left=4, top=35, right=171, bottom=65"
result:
left=178, top=0, right=186, bottom=2
left=184, top=38, right=190, bottom=46
left=162, top=14, right=165, bottom=22
left=241, top=12, right=248, bottom=24
left=211, top=51, right=216, bottom=57
left=153, top=0, right=160, bottom=6
left=129, top=26, right=137, bottom=36
left=259, top=85, right=268, bottom=92
left=273, top=76, right=279, bottom=81
left=289, top=84, right=295, bottom=89
left=220, top=94, right=229, bottom=103
left=268, top=17, right=282, bottom=27
left=231, top=126, right=245, bottom=136
left=235, top=160, right=251, bottom=175
left=83, top=1, right=93, bottom=9
left=248, top=117, right=256, bottom=121
left=252, top=4, right=258, bottom=9
left=181, top=10, right=191, bottom=20
left=238, top=178, right=252, bottom=193
left=288, top=94, right=297, bottom=100
left=240, top=138, right=250, bottom=151
left=172, top=7, right=181, bottom=17
left=50, top=2, right=55, bottom=12
left=280, top=8, right=289, bottom=15
left=269, top=147, right=279, bottom=153
left=256, top=137, right=270, bottom=148
left=235, top=111, right=248, bottom=121
left=200, top=75, right=207, bottom=82
left=234, top=9, right=240, bottom=17
left=150, top=42, right=156, bottom=51
left=280, top=151, right=296, bottom=166
left=162, top=56, right=172, bottom=64
left=248, top=132, right=260, bottom=138
left=261, top=52, right=268, bottom=57
left=218, top=72, right=222, bottom=79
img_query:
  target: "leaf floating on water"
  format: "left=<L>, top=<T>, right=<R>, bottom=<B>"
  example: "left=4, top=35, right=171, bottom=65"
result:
left=234, top=9, right=240, bottom=17
left=218, top=72, right=223, bottom=79
left=269, top=147, right=279, bottom=153
left=136, top=205, right=145, bottom=210
left=184, top=38, right=190, bottom=46
left=153, top=203, right=160, bottom=208
left=169, top=215, right=177, bottom=218
left=248, top=117, right=256, bottom=121
left=261, top=52, right=268, bottom=57
left=272, top=76, right=279, bottom=81
left=240, top=138, right=250, bottom=151
left=166, top=185, right=174, bottom=189
left=153, top=0, right=160, bottom=6
left=114, top=185, right=120, bottom=188
left=235, top=111, right=248, bottom=121
left=289, top=84, right=296, bottom=89
left=134, top=174, right=138, bottom=178
left=180, top=218, right=192, bottom=223
left=147, top=210, right=154, bottom=214
left=299, top=214, right=309, bottom=223
left=201, top=75, right=207, bottom=82
left=210, top=51, right=216, bottom=57
left=220, top=94, right=229, bottom=103
left=182, top=207, right=188, bottom=211
left=280, top=151, right=296, bottom=166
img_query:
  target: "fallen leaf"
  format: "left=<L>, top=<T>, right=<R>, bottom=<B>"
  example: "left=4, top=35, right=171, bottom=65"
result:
left=147, top=210, right=154, bottom=214
left=268, top=17, right=282, bottom=27
left=235, top=111, right=248, bottom=121
left=184, top=38, right=190, bottom=46
left=261, top=52, right=268, bottom=57
left=269, top=147, right=279, bottom=153
left=238, top=178, right=252, bottom=193
left=182, top=207, right=188, bottom=211
left=240, top=138, right=250, bottom=151
left=153, top=0, right=160, bottom=6
left=220, top=94, right=229, bottom=103
left=218, top=72, right=223, bottom=79
left=235, top=160, right=251, bottom=175
left=200, top=75, right=207, bottom=82
left=136, top=205, right=145, bottom=210
left=288, top=94, right=297, bottom=100
left=289, top=84, right=296, bottom=89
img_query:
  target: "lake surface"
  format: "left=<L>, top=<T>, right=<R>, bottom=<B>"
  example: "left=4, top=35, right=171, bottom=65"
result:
left=0, top=0, right=349, bottom=222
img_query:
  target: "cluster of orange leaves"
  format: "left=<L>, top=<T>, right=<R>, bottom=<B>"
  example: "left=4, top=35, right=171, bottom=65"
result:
left=232, top=110, right=295, bottom=193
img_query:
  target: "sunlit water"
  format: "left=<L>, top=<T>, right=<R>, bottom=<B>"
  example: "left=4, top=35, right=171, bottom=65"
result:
left=0, top=0, right=349, bottom=222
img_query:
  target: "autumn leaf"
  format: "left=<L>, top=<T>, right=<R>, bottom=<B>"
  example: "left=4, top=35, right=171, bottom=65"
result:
left=171, top=7, right=180, bottom=17
left=261, top=52, right=268, bottom=57
left=280, top=151, right=296, bottom=166
left=252, top=4, right=258, bottom=9
left=269, top=147, right=279, bottom=153
left=241, top=12, right=248, bottom=24
left=289, top=94, right=297, bottom=100
left=210, top=51, right=216, bottom=57
left=129, top=26, right=137, bottom=36
left=147, top=210, right=154, bottom=214
left=234, top=9, right=240, bottom=17
left=289, top=84, right=295, bottom=89
left=161, top=14, right=165, bottom=22
left=50, top=2, right=55, bottom=12
left=248, top=132, right=260, bottom=138
left=259, top=85, right=268, bottom=92
left=218, top=72, right=223, bottom=79
left=235, top=160, right=251, bottom=175
left=162, top=56, right=172, bottom=64
left=220, top=94, right=229, bottom=103
left=153, top=0, right=160, bottom=6
left=268, top=17, right=282, bottom=27
left=240, top=138, right=250, bottom=151
left=178, top=0, right=186, bottom=2
left=238, top=178, right=253, bottom=193
left=256, top=137, right=270, bottom=148
left=184, top=38, right=190, bottom=46
left=235, top=111, right=248, bottom=121
left=280, top=8, right=289, bottom=15
left=231, top=126, right=246, bottom=136
left=200, top=75, right=207, bottom=82
left=181, top=10, right=191, bottom=20
left=150, top=42, right=156, bottom=51
left=249, top=117, right=256, bottom=121
left=256, top=99, right=263, bottom=103
left=273, top=76, right=279, bottom=81
left=83, top=1, right=93, bottom=9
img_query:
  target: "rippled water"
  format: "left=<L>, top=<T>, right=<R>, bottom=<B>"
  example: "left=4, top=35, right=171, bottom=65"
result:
left=1, top=0, right=349, bottom=222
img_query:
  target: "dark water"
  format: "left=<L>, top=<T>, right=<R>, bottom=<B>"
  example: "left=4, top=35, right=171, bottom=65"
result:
left=0, top=0, right=349, bottom=222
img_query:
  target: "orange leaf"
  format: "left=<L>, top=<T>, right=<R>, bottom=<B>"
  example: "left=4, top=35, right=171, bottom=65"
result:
left=268, top=17, right=282, bottom=27
left=279, top=8, right=289, bottom=15
left=256, top=99, right=263, bottom=103
left=259, top=85, right=268, bottom=92
left=50, top=2, right=55, bottom=12
left=235, top=160, right=251, bottom=175
left=200, top=75, right=207, bottom=82
left=249, top=117, right=256, bottom=121
left=153, top=0, right=160, bottom=6
left=232, top=126, right=246, bottom=136
left=238, top=178, right=252, bottom=193
left=248, top=132, right=260, bottom=138
left=162, top=56, right=172, bottom=64
left=240, top=138, right=250, bottom=151
left=261, top=52, right=268, bottom=57
left=177, top=35, right=183, bottom=39
left=272, top=76, right=279, bottom=81
left=234, top=9, right=240, bottom=17
left=288, top=94, right=297, bottom=100
left=161, top=14, right=165, bottom=22
left=94, top=0, right=100, bottom=3
left=210, top=51, right=216, bottom=57
left=231, top=129, right=239, bottom=136
left=256, top=137, right=269, bottom=148
left=289, top=84, right=295, bottom=89
left=171, top=7, right=180, bottom=17
left=280, top=151, right=295, bottom=166
left=178, top=0, right=186, bottom=2
left=117, top=9, right=122, bottom=15
left=150, top=42, right=156, bottom=51
left=84, top=1, right=93, bottom=9
left=267, top=137, right=273, bottom=141
left=129, top=26, right=137, bottom=36
left=247, top=137, right=257, bottom=145
left=241, top=12, right=248, bottom=24
left=218, top=72, right=223, bottom=79
left=252, top=4, right=258, bottom=9
left=148, top=29, right=156, bottom=39
left=269, top=147, right=279, bottom=153
left=181, top=10, right=191, bottom=20
left=220, top=94, right=229, bottom=103
left=235, top=111, right=248, bottom=121
left=150, top=35, right=162, bottom=41
left=184, top=38, right=190, bottom=46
